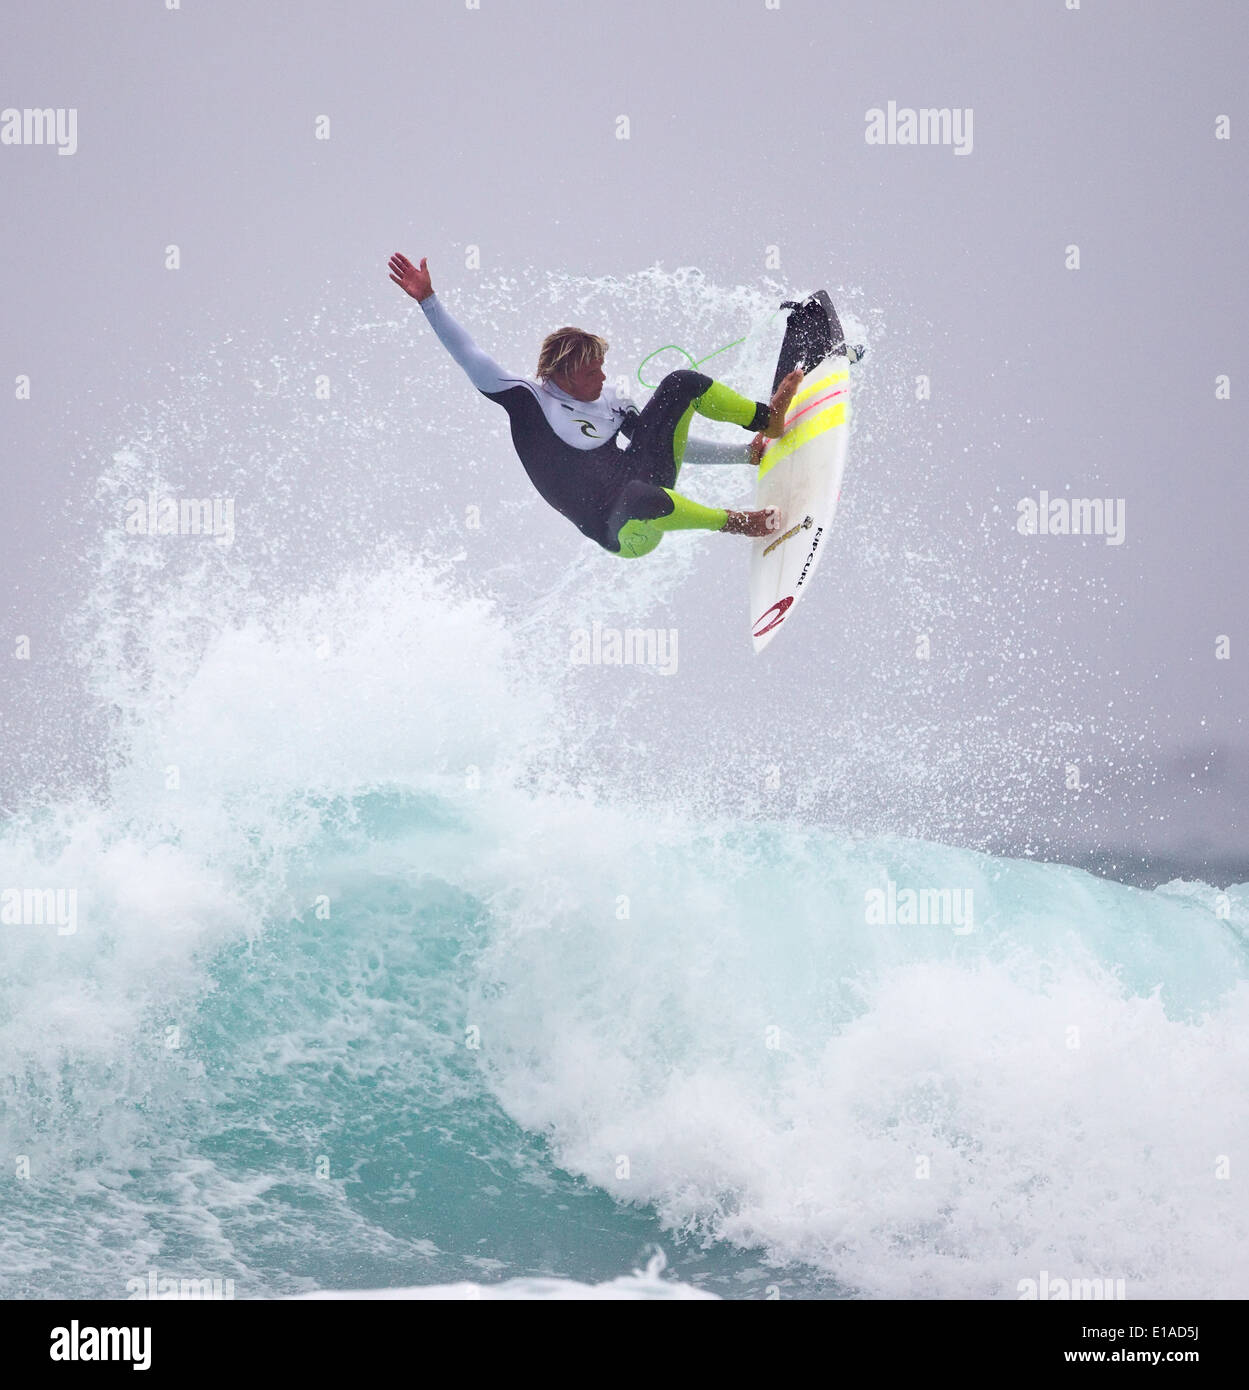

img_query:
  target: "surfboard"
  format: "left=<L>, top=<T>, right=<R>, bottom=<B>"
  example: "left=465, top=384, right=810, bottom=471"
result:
left=749, top=292, right=856, bottom=652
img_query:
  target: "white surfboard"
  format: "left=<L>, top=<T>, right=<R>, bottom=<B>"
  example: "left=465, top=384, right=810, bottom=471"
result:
left=749, top=350, right=851, bottom=652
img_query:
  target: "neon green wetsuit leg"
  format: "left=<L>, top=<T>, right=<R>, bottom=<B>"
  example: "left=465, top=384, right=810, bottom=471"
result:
left=615, top=489, right=731, bottom=558
left=607, top=371, right=770, bottom=558
left=669, top=378, right=763, bottom=484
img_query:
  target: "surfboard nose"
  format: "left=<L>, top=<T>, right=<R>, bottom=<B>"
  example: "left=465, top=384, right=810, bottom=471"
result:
left=772, top=291, right=843, bottom=392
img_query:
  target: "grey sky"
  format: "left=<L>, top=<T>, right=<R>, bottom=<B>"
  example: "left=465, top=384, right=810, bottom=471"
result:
left=2, top=0, right=1246, bottom=880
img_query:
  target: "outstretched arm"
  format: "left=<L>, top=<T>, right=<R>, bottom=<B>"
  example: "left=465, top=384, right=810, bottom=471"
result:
left=388, top=252, right=514, bottom=394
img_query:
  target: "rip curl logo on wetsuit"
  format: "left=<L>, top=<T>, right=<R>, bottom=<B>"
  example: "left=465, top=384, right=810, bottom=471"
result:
left=557, top=402, right=604, bottom=438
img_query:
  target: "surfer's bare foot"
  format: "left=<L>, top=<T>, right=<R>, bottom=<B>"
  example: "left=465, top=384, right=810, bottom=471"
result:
left=764, top=369, right=803, bottom=438
left=722, top=506, right=781, bottom=537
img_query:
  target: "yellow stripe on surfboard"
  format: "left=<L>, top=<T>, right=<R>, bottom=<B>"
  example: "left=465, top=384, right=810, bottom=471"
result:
left=787, top=368, right=848, bottom=413
left=758, top=399, right=847, bottom=479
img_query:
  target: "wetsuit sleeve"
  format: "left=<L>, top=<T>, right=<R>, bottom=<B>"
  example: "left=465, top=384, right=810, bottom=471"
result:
left=419, top=292, right=513, bottom=394
left=682, top=435, right=752, bottom=465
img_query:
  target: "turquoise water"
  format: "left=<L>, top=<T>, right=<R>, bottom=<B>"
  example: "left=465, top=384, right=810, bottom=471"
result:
left=4, top=755, right=1247, bottom=1298
left=3, top=270, right=1247, bottom=1299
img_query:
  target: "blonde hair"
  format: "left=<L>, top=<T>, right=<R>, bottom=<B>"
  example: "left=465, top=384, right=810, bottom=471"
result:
left=536, top=327, right=608, bottom=382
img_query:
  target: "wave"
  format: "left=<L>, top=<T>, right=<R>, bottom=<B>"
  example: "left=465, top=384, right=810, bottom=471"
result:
left=2, top=267, right=1244, bottom=1300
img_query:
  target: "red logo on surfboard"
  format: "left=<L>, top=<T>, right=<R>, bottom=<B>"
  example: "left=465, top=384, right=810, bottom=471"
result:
left=752, top=596, right=794, bottom=637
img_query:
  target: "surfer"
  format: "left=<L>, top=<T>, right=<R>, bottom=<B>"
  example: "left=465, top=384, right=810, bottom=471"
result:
left=388, top=252, right=802, bottom=557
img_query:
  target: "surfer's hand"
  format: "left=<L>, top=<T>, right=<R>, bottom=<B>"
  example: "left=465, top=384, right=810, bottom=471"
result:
left=389, top=252, right=433, bottom=302
left=748, top=432, right=766, bottom=466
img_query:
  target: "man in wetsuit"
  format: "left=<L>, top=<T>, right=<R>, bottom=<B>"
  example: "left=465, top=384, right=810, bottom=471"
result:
left=388, top=252, right=802, bottom=557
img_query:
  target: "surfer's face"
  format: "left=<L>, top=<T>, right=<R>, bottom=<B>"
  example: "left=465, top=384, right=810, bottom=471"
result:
left=556, top=356, right=606, bottom=402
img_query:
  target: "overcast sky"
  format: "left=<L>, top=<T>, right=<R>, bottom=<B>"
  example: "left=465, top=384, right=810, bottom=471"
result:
left=2, top=0, right=1246, bottom=879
